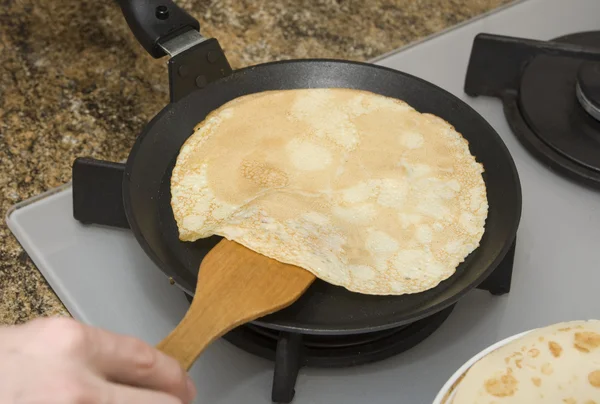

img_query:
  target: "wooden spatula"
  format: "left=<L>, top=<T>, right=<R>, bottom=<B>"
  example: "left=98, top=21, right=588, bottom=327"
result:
left=156, top=238, right=316, bottom=370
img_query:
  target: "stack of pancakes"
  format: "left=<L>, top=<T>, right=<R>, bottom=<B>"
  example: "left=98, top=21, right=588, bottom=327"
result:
left=445, top=320, right=600, bottom=403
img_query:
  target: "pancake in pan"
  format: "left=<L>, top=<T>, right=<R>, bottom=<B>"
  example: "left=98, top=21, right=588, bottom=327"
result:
left=170, top=88, right=488, bottom=295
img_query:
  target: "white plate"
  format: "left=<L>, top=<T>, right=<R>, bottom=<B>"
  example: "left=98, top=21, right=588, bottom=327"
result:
left=432, top=330, right=531, bottom=404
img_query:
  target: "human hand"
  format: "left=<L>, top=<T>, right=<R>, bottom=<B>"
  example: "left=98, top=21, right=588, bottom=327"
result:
left=0, top=316, right=196, bottom=403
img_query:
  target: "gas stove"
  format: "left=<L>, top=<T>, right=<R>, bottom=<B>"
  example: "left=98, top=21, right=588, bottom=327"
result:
left=7, top=0, right=600, bottom=403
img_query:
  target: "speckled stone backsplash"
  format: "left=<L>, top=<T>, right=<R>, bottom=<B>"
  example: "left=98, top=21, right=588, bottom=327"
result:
left=0, top=0, right=512, bottom=325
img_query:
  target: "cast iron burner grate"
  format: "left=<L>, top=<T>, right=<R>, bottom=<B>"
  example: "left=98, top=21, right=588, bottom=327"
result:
left=465, top=31, right=600, bottom=188
left=70, top=158, right=517, bottom=403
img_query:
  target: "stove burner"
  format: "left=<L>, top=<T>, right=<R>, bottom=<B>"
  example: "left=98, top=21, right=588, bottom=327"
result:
left=465, top=31, right=600, bottom=188
left=68, top=42, right=519, bottom=402
left=576, top=62, right=600, bottom=121
left=69, top=160, right=516, bottom=403
left=184, top=291, right=454, bottom=403
left=519, top=39, right=600, bottom=173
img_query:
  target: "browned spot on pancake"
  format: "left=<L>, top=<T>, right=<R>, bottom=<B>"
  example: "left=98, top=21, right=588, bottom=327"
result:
left=531, top=377, right=541, bottom=387
left=549, top=341, right=563, bottom=357
left=484, top=369, right=518, bottom=397
left=574, top=332, right=600, bottom=353
left=541, top=363, right=554, bottom=375
left=559, top=327, right=572, bottom=332
left=585, top=400, right=597, bottom=404
left=563, top=398, right=576, bottom=404
left=505, top=351, right=524, bottom=365
left=589, top=370, right=600, bottom=388
left=515, top=359, right=523, bottom=369
left=505, top=352, right=523, bottom=365
left=240, top=160, right=288, bottom=188
left=539, top=336, right=545, bottom=342
left=528, top=348, right=540, bottom=358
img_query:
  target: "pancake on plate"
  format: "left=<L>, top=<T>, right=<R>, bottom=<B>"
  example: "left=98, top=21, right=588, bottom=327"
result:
left=170, top=88, right=488, bottom=295
left=450, top=320, right=600, bottom=403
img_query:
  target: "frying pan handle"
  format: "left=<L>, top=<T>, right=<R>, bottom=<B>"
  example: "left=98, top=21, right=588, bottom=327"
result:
left=116, top=0, right=200, bottom=58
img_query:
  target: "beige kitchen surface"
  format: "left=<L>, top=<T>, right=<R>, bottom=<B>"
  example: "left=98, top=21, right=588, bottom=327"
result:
left=0, top=0, right=513, bottom=325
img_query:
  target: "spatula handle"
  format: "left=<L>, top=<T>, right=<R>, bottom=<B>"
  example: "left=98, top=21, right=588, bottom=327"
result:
left=155, top=303, right=221, bottom=370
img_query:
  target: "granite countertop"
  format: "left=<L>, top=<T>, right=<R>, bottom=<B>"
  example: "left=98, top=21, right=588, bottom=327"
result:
left=0, top=0, right=512, bottom=325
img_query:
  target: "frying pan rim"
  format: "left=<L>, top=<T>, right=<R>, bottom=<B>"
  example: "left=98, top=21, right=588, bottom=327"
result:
left=122, top=58, right=522, bottom=334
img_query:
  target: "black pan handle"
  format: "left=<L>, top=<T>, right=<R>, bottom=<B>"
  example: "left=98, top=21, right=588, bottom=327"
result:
left=116, top=0, right=200, bottom=58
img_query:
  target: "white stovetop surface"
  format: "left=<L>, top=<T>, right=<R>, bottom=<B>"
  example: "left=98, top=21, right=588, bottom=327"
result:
left=7, top=0, right=600, bottom=403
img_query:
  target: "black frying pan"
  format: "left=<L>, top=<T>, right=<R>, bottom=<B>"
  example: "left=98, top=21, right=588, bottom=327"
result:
left=117, top=0, right=522, bottom=335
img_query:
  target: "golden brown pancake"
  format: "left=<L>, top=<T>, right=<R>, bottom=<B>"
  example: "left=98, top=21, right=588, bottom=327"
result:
left=170, top=88, right=488, bottom=295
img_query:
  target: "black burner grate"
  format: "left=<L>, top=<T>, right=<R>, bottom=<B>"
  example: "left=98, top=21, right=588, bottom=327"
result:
left=465, top=31, right=600, bottom=188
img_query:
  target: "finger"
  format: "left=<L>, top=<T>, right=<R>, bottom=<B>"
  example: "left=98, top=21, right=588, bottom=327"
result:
left=83, top=327, right=194, bottom=404
left=104, top=382, right=184, bottom=404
